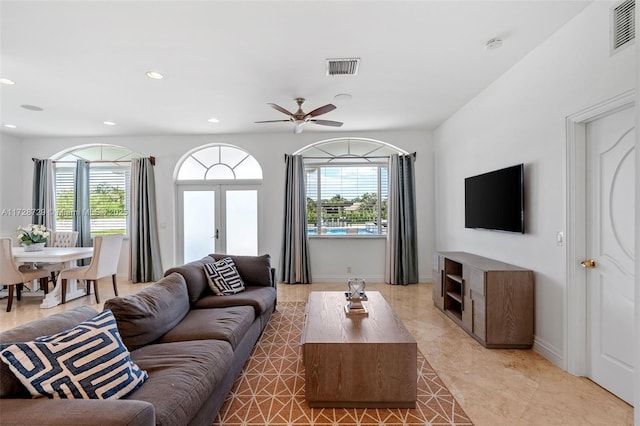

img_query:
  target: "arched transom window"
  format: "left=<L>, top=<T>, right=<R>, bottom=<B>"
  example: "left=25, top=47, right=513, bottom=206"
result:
left=177, top=145, right=262, bottom=181
left=295, top=138, right=407, bottom=237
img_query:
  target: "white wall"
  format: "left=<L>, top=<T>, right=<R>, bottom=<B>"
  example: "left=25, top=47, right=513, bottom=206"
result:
left=10, top=129, right=433, bottom=283
left=0, top=134, right=25, bottom=238
left=634, top=2, right=639, bottom=420
left=433, top=1, right=635, bottom=367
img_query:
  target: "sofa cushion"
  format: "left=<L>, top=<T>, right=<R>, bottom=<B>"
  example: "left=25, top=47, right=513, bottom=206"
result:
left=164, top=256, right=215, bottom=304
left=210, top=253, right=273, bottom=287
left=0, top=306, right=99, bottom=399
left=127, top=340, right=233, bottom=426
left=159, top=306, right=255, bottom=349
left=204, top=257, right=245, bottom=295
left=193, top=286, right=276, bottom=316
left=0, top=310, right=147, bottom=400
left=104, top=273, right=190, bottom=351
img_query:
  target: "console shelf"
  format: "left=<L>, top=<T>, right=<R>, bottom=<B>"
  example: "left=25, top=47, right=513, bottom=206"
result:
left=432, top=251, right=534, bottom=349
left=445, top=291, right=462, bottom=304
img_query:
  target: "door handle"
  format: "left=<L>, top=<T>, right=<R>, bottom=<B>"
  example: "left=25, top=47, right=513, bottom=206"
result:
left=580, top=259, right=596, bottom=268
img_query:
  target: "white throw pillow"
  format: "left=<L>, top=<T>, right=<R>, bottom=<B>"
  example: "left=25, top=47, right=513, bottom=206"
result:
left=203, top=257, right=245, bottom=296
left=0, top=309, right=147, bottom=399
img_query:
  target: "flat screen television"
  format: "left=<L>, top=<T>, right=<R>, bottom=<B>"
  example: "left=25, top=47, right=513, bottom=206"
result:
left=464, top=163, right=524, bottom=233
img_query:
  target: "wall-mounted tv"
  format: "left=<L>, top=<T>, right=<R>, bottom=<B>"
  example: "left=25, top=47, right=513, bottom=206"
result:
left=464, top=163, right=525, bottom=233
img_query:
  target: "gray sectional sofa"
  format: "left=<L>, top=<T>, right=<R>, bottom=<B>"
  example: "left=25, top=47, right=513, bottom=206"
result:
left=0, top=254, right=277, bottom=426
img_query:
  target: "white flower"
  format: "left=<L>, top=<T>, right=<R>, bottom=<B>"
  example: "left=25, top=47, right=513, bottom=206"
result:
left=16, top=223, right=51, bottom=244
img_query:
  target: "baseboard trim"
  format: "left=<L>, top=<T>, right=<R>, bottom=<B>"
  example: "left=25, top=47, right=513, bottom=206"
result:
left=312, top=274, right=384, bottom=283
left=532, top=335, right=564, bottom=369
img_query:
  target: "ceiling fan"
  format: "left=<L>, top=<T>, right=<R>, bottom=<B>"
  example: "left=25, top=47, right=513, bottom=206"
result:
left=255, top=98, right=343, bottom=134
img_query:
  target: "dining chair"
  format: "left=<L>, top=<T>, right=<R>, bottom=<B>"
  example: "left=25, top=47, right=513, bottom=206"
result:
left=46, top=231, right=80, bottom=283
left=50, top=231, right=79, bottom=248
left=59, top=234, right=123, bottom=304
left=0, top=238, right=51, bottom=312
left=19, top=231, right=80, bottom=289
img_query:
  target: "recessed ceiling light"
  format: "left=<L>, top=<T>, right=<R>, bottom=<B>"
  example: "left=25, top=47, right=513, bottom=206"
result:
left=0, top=77, right=15, bottom=85
left=207, top=117, right=220, bottom=123
left=103, top=121, right=116, bottom=126
left=146, top=71, right=164, bottom=80
left=485, top=38, right=503, bottom=50
left=3, top=124, right=17, bottom=128
left=21, top=104, right=43, bottom=111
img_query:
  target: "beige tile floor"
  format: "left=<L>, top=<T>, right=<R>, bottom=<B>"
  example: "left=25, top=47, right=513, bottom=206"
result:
left=1, top=279, right=634, bottom=425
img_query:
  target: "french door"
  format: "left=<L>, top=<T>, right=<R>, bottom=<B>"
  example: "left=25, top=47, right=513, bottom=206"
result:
left=177, top=184, right=259, bottom=263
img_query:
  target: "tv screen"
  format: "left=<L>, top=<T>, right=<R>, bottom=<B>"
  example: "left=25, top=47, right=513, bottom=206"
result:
left=465, top=164, right=524, bottom=233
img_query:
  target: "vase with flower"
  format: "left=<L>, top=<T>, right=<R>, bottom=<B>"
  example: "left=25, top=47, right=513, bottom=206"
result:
left=17, top=224, right=51, bottom=252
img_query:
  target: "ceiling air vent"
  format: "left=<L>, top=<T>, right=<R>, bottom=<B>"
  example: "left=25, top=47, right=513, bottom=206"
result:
left=326, top=58, right=360, bottom=76
left=612, top=0, right=635, bottom=51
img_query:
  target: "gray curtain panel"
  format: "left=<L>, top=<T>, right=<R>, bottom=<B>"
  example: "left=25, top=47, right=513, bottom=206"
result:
left=31, top=159, right=56, bottom=231
left=130, top=157, right=163, bottom=282
left=73, top=159, right=92, bottom=265
left=280, top=154, right=312, bottom=284
left=385, top=153, right=418, bottom=285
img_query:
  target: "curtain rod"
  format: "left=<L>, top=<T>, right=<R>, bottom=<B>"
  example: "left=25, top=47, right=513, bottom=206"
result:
left=33, top=156, right=156, bottom=166
left=286, top=152, right=417, bottom=160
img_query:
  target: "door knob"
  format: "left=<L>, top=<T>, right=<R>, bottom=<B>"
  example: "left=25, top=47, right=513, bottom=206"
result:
left=580, top=259, right=596, bottom=268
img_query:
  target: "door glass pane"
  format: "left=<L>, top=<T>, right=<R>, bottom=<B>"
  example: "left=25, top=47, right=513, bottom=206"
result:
left=226, top=190, right=257, bottom=255
left=183, top=191, right=215, bottom=262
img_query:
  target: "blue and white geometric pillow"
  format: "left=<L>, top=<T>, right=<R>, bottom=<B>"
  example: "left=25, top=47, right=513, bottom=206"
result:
left=203, top=257, right=245, bottom=296
left=0, top=309, right=147, bottom=399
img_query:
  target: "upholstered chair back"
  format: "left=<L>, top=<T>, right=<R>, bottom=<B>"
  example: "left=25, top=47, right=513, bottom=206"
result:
left=0, top=238, right=22, bottom=283
left=50, top=231, right=79, bottom=248
left=85, top=234, right=124, bottom=279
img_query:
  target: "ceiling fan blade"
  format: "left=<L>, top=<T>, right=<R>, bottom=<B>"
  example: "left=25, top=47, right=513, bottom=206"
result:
left=268, top=103, right=294, bottom=117
left=305, top=103, right=336, bottom=118
left=310, top=119, right=343, bottom=127
left=254, top=119, right=291, bottom=123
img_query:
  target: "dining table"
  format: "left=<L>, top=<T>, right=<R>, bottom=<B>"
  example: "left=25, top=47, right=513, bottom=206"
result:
left=13, top=246, right=94, bottom=308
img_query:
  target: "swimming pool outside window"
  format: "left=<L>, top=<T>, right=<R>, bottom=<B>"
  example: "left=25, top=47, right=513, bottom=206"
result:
left=297, top=138, right=406, bottom=237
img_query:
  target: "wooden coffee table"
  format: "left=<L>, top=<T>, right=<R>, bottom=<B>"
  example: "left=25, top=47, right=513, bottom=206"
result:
left=301, top=291, right=417, bottom=408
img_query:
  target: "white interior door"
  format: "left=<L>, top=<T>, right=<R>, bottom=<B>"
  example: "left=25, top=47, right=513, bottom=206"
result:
left=585, top=105, right=635, bottom=405
left=179, top=184, right=258, bottom=263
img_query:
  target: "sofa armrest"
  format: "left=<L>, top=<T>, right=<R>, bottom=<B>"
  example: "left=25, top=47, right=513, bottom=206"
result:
left=270, top=267, right=277, bottom=287
left=0, top=399, right=155, bottom=426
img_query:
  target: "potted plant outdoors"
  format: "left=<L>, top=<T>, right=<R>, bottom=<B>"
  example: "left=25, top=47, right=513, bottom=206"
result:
left=17, top=224, right=51, bottom=252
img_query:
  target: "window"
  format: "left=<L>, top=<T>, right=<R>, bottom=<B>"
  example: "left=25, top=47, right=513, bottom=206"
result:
left=53, top=145, right=139, bottom=235
left=298, top=138, right=406, bottom=236
left=306, top=164, right=388, bottom=235
left=177, top=145, right=262, bottom=180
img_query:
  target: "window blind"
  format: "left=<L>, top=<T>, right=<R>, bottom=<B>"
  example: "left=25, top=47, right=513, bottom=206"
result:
left=305, top=165, right=388, bottom=235
left=54, top=166, right=129, bottom=235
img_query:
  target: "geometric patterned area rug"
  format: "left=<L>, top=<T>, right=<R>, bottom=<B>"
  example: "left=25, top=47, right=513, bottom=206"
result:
left=213, top=301, right=473, bottom=425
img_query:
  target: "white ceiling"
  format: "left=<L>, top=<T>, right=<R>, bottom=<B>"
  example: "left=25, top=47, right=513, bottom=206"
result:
left=0, top=0, right=591, bottom=138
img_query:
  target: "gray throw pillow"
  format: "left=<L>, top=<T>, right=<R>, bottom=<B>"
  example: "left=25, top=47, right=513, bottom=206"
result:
left=210, top=253, right=272, bottom=287
left=104, top=273, right=190, bottom=350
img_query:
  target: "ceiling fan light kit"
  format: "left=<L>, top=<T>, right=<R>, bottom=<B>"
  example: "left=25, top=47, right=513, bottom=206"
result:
left=255, top=97, right=343, bottom=134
